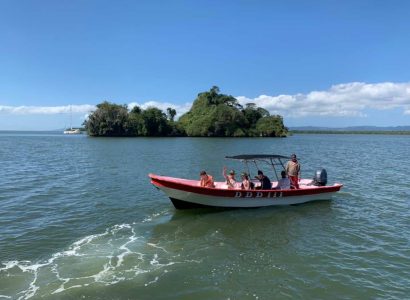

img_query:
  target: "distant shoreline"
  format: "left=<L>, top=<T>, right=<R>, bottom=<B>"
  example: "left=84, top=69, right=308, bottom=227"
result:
left=291, top=130, right=410, bottom=135
left=2, top=130, right=410, bottom=136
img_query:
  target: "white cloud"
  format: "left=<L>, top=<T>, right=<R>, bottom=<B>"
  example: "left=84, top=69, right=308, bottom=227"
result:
left=236, top=82, right=410, bottom=118
left=2, top=82, right=410, bottom=119
left=0, top=104, right=95, bottom=115
left=127, top=101, right=192, bottom=117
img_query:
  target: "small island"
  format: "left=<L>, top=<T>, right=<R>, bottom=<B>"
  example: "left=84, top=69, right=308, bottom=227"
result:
left=84, top=86, right=288, bottom=137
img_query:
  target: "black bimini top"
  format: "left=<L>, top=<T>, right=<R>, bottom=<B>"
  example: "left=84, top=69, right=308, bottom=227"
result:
left=225, top=154, right=289, bottom=160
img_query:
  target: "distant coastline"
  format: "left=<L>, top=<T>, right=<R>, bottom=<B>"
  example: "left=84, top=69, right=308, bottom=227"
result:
left=291, top=130, right=410, bottom=135
left=290, top=126, right=410, bottom=135
left=2, top=129, right=410, bottom=136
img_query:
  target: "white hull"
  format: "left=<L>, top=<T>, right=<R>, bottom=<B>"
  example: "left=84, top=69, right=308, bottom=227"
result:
left=158, top=186, right=337, bottom=208
left=149, top=174, right=343, bottom=209
left=63, top=129, right=81, bottom=134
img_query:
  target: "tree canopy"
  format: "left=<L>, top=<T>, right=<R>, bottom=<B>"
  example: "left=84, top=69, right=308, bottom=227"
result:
left=84, top=102, right=182, bottom=137
left=84, top=87, right=288, bottom=137
left=178, top=87, right=288, bottom=137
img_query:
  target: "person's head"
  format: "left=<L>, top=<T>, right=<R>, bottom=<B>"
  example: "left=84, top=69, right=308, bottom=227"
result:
left=291, top=154, right=297, bottom=162
left=256, top=170, right=264, bottom=179
left=200, top=171, right=208, bottom=179
left=241, top=172, right=249, bottom=180
left=281, top=170, right=286, bottom=178
left=229, top=170, right=235, bottom=177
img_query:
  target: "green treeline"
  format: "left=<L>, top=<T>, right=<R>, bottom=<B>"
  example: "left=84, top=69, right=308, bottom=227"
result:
left=84, top=86, right=288, bottom=137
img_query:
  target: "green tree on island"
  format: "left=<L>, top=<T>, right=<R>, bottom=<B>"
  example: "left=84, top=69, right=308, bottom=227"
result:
left=85, top=102, right=130, bottom=136
left=166, top=107, right=177, bottom=122
left=178, top=87, right=287, bottom=137
left=84, top=87, right=288, bottom=137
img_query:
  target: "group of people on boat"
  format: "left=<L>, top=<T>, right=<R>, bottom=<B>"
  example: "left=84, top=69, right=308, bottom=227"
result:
left=199, top=153, right=301, bottom=190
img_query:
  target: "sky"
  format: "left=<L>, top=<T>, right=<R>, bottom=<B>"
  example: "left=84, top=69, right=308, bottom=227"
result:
left=1, top=0, right=410, bottom=130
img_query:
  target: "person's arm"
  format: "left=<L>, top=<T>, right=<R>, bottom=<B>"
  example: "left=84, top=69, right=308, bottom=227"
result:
left=298, top=163, right=301, bottom=180
left=222, top=166, right=228, bottom=180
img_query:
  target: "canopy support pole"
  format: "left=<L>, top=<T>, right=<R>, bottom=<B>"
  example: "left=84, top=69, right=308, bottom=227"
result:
left=270, top=158, right=279, bottom=181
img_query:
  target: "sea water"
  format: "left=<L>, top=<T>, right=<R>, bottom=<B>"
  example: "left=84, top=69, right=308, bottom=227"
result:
left=0, top=132, right=409, bottom=299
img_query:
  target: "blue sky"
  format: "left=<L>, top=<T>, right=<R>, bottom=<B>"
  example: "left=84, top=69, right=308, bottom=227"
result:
left=1, top=0, right=410, bottom=130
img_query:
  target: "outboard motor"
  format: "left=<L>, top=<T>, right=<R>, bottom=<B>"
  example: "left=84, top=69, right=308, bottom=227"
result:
left=313, top=168, right=327, bottom=186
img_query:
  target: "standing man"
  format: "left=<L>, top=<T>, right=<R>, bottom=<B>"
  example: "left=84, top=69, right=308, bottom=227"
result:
left=286, top=153, right=301, bottom=189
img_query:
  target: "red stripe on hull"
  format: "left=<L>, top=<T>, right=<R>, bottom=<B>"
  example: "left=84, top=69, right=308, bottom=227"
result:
left=149, top=174, right=343, bottom=198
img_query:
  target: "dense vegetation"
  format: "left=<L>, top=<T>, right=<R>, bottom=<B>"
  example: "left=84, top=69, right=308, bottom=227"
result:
left=84, top=87, right=288, bottom=137
left=84, top=102, right=181, bottom=137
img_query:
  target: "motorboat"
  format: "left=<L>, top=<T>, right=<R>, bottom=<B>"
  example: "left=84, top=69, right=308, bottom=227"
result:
left=149, top=154, right=343, bottom=209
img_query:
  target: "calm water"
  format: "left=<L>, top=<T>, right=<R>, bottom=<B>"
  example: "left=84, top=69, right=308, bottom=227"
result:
left=0, top=132, right=409, bottom=299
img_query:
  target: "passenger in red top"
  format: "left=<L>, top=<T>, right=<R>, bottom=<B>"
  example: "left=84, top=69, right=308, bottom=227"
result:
left=199, top=171, right=215, bottom=188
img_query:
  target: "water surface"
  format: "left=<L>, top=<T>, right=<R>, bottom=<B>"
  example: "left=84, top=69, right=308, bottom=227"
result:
left=0, top=132, right=409, bottom=299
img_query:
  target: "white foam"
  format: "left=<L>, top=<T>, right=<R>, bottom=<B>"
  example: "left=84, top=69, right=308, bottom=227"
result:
left=15, top=267, right=39, bottom=300
left=115, top=227, right=139, bottom=267
left=147, top=243, right=169, bottom=253
left=150, top=254, right=159, bottom=266
left=144, top=276, right=159, bottom=286
left=0, top=260, right=20, bottom=271
left=142, top=209, right=170, bottom=223
left=1, top=220, right=199, bottom=298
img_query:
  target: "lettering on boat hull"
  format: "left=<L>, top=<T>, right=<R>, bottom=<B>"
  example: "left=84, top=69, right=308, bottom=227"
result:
left=234, top=191, right=283, bottom=198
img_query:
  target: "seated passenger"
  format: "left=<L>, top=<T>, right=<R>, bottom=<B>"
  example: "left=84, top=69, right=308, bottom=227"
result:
left=240, top=172, right=254, bottom=190
left=274, top=171, right=291, bottom=190
left=255, top=170, right=272, bottom=190
left=199, top=171, right=215, bottom=188
left=223, top=166, right=237, bottom=189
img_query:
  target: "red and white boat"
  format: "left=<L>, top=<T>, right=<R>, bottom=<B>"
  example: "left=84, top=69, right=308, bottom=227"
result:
left=149, top=154, right=343, bottom=209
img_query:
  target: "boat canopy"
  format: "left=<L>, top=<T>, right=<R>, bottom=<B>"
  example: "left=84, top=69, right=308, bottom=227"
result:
left=225, top=154, right=290, bottom=181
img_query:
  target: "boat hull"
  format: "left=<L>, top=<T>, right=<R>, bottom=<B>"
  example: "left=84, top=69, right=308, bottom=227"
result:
left=63, top=129, right=81, bottom=135
left=149, top=174, right=343, bottom=209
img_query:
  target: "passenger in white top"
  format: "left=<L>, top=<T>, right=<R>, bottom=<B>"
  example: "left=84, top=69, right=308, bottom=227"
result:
left=274, top=171, right=291, bottom=190
left=223, top=166, right=237, bottom=189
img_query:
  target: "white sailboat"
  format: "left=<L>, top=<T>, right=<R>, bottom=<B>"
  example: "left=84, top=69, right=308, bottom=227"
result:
left=63, top=105, right=81, bottom=134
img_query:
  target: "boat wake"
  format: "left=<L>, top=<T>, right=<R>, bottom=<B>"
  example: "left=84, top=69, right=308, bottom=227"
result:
left=0, top=212, right=200, bottom=299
